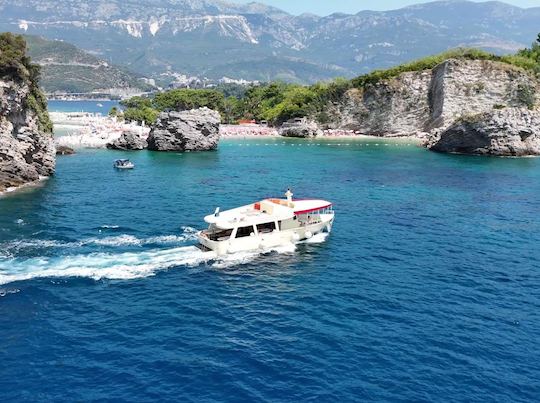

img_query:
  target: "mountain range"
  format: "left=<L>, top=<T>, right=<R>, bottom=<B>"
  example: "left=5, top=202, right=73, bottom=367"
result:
left=1, top=0, right=539, bottom=84
left=25, top=35, right=153, bottom=94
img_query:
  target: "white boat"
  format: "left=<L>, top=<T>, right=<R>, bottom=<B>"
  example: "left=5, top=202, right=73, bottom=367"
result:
left=198, top=189, right=334, bottom=255
left=113, top=159, right=135, bottom=169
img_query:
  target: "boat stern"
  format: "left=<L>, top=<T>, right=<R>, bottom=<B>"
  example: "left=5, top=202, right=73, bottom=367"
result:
left=197, top=231, right=230, bottom=256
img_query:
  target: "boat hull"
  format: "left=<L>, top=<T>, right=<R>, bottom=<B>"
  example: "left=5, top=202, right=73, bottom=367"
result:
left=198, top=214, right=334, bottom=256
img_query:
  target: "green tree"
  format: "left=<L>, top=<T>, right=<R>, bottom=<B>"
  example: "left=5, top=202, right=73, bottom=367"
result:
left=108, top=106, right=119, bottom=117
left=153, top=89, right=225, bottom=112
left=120, top=96, right=152, bottom=109
left=0, top=32, right=52, bottom=133
left=123, top=107, right=159, bottom=125
left=222, top=96, right=241, bottom=124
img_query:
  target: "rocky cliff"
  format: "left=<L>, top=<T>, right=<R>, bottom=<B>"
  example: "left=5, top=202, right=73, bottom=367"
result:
left=329, top=59, right=539, bottom=139
left=428, top=108, right=540, bottom=156
left=0, top=78, right=55, bottom=192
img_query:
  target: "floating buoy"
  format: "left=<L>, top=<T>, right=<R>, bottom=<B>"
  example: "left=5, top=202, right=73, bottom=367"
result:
left=305, top=231, right=313, bottom=239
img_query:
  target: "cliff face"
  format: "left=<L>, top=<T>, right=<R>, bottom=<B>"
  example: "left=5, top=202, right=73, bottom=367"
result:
left=428, top=108, right=540, bottom=156
left=0, top=78, right=55, bottom=191
left=330, top=59, right=539, bottom=138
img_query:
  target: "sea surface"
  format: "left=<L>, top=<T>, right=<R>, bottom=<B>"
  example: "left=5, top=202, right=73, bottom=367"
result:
left=48, top=100, right=120, bottom=114
left=1, top=122, right=540, bottom=400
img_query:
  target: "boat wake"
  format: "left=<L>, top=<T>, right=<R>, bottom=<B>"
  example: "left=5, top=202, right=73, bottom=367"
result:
left=1, top=227, right=200, bottom=253
left=0, top=227, right=331, bottom=286
left=299, top=232, right=329, bottom=244
left=0, top=246, right=216, bottom=286
left=0, top=236, right=305, bottom=287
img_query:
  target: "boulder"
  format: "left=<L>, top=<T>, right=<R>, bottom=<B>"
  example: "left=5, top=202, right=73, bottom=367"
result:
left=279, top=119, right=322, bottom=138
left=147, top=107, right=221, bottom=151
left=106, top=130, right=147, bottom=150
left=427, top=108, right=540, bottom=156
left=56, top=145, right=75, bottom=155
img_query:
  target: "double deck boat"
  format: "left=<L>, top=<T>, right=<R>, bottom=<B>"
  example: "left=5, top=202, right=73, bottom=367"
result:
left=198, top=190, right=334, bottom=255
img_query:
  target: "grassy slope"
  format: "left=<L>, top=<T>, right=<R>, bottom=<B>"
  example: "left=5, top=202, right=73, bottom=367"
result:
left=351, top=48, right=539, bottom=88
left=24, top=35, right=154, bottom=93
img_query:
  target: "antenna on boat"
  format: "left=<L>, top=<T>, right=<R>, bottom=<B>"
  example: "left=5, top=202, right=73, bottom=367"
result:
left=214, top=207, right=220, bottom=217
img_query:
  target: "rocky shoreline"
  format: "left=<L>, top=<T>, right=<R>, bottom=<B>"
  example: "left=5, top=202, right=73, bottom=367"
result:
left=42, top=59, right=540, bottom=158
left=427, top=108, right=540, bottom=156
left=53, top=113, right=424, bottom=149
left=325, top=58, right=539, bottom=155
left=4, top=54, right=540, bottom=197
left=0, top=78, right=55, bottom=193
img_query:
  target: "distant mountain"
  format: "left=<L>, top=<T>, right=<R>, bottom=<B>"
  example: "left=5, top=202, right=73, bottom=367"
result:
left=24, top=35, right=154, bottom=94
left=1, top=0, right=539, bottom=83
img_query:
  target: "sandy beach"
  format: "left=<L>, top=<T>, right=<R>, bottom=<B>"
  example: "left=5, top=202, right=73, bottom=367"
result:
left=52, top=112, right=150, bottom=149
left=51, top=113, right=423, bottom=148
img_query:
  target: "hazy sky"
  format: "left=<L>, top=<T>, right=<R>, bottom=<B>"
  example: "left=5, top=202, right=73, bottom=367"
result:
left=240, top=0, right=540, bottom=15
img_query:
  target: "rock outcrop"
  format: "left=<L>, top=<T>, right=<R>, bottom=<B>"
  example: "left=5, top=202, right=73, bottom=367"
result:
left=427, top=108, right=540, bottom=156
left=106, top=130, right=147, bottom=150
left=0, top=79, right=55, bottom=192
left=279, top=119, right=322, bottom=138
left=328, top=59, right=539, bottom=138
left=147, top=107, right=221, bottom=152
left=56, top=145, right=75, bottom=155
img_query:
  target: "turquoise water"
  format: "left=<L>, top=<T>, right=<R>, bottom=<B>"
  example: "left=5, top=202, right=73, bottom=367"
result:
left=48, top=100, right=120, bottom=114
left=1, top=138, right=540, bottom=401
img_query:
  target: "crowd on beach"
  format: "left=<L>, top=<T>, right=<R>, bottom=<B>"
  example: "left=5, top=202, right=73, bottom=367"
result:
left=53, top=112, right=149, bottom=149
left=220, top=124, right=279, bottom=137
left=51, top=112, right=365, bottom=149
left=220, top=124, right=359, bottom=138
left=321, top=129, right=363, bottom=137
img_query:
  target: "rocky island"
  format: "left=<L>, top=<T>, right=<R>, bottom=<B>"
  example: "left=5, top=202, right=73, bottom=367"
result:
left=0, top=33, right=55, bottom=192
left=147, top=107, right=221, bottom=152
left=327, top=58, right=539, bottom=149
left=106, top=130, right=148, bottom=151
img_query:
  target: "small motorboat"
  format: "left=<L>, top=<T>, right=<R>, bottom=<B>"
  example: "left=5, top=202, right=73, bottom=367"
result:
left=198, top=189, right=334, bottom=255
left=113, top=159, right=135, bottom=170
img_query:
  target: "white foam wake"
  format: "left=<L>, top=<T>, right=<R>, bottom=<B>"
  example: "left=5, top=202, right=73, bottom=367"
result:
left=298, top=232, right=329, bottom=244
left=2, top=227, right=200, bottom=251
left=0, top=226, right=331, bottom=285
left=0, top=243, right=299, bottom=286
left=0, top=246, right=215, bottom=286
left=211, top=243, right=296, bottom=269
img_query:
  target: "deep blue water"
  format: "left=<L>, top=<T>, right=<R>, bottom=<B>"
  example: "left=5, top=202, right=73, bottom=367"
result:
left=1, top=138, right=540, bottom=401
left=48, top=100, right=120, bottom=114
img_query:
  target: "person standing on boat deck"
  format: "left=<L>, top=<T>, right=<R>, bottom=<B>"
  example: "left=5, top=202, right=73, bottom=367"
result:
left=286, top=189, right=293, bottom=205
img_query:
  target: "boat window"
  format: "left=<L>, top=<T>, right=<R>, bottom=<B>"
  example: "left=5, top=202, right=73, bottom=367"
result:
left=257, top=222, right=276, bottom=234
left=236, top=226, right=255, bottom=238
left=207, top=228, right=233, bottom=242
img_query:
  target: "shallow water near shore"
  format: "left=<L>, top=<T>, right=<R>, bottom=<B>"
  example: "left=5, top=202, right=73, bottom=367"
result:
left=1, top=137, right=540, bottom=401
